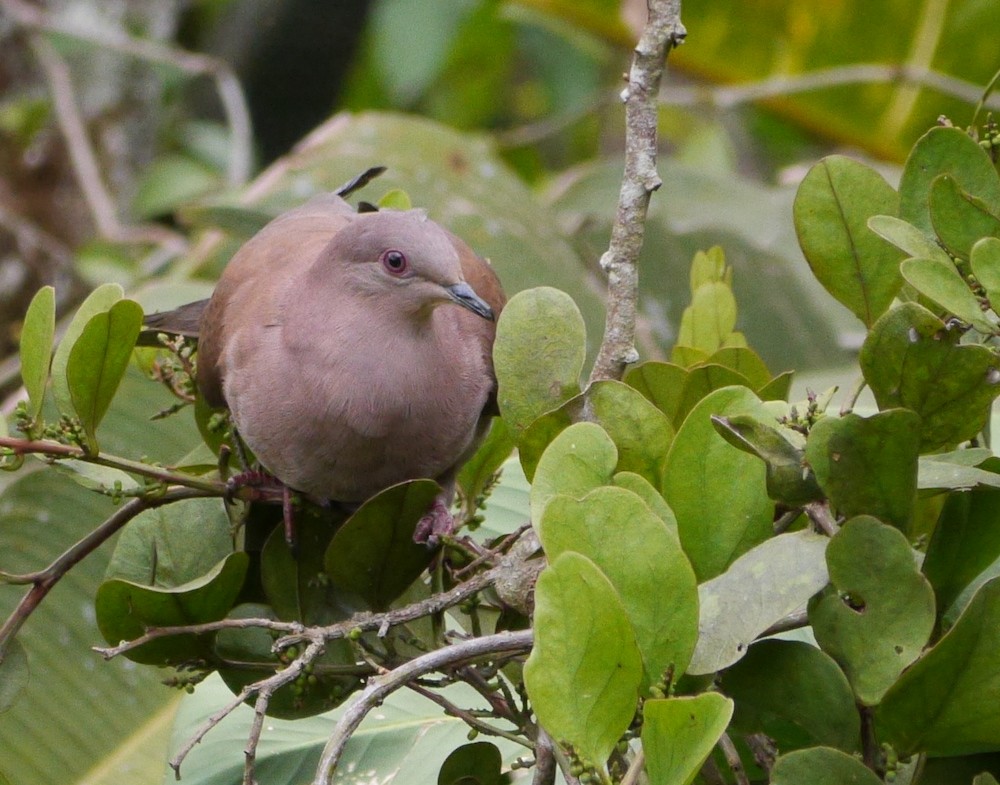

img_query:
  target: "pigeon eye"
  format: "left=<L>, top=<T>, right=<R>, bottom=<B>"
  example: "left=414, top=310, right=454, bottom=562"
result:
left=380, top=249, right=409, bottom=276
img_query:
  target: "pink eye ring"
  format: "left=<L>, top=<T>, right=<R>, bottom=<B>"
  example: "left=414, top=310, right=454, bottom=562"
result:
left=380, top=249, right=409, bottom=276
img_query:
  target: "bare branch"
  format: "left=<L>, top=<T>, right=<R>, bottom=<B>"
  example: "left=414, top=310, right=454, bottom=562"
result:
left=589, top=0, right=685, bottom=383
left=312, top=630, right=534, bottom=785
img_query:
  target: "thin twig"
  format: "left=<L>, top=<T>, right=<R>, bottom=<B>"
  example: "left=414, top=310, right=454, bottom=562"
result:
left=96, top=563, right=505, bottom=660
left=804, top=501, right=839, bottom=537
left=620, top=748, right=645, bottom=785
left=0, top=486, right=217, bottom=658
left=531, top=729, right=558, bottom=785
left=760, top=608, right=809, bottom=637
left=589, top=0, right=685, bottom=382
left=0, top=435, right=227, bottom=496
left=312, top=630, right=534, bottom=785
left=717, top=732, right=750, bottom=785
left=406, top=682, right=533, bottom=749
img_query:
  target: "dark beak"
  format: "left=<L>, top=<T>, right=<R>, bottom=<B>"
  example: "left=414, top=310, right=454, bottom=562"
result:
left=446, top=282, right=494, bottom=321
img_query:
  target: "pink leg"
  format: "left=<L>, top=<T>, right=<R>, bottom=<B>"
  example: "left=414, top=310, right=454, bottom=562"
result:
left=413, top=497, right=455, bottom=546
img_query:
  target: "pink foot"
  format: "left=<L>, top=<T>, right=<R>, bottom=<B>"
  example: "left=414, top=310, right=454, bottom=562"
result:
left=413, top=498, right=455, bottom=546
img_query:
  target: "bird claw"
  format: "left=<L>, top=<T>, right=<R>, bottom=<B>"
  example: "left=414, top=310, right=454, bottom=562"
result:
left=225, top=470, right=299, bottom=554
left=413, top=498, right=455, bottom=547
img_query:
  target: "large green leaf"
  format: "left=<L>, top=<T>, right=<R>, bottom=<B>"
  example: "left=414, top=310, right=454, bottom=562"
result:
left=523, top=552, right=642, bottom=769
left=770, top=747, right=883, bottom=785
left=899, top=127, right=1000, bottom=237
left=0, top=639, right=28, bottom=713
left=538, top=487, right=698, bottom=688
left=809, top=516, right=935, bottom=705
left=662, top=386, right=775, bottom=581
left=860, top=303, right=1000, bottom=450
left=688, top=530, right=829, bottom=675
left=493, top=287, right=586, bottom=433
left=793, top=155, right=903, bottom=327
left=323, top=479, right=440, bottom=611
left=877, top=579, right=1000, bottom=757
left=805, top=410, right=921, bottom=532
left=721, top=639, right=859, bottom=753
left=18, top=285, right=55, bottom=426
left=641, top=693, right=734, bottom=785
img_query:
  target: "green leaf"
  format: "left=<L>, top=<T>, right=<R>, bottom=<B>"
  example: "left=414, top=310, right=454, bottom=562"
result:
left=456, top=418, right=515, bottom=505
left=721, top=639, right=860, bottom=753
left=929, top=174, right=1000, bottom=261
left=688, top=530, right=829, bottom=675
left=899, top=127, right=1000, bottom=237
left=538, top=487, right=698, bottom=688
left=50, top=283, right=124, bottom=421
left=705, top=346, right=772, bottom=390
left=612, top=471, right=677, bottom=532
left=809, top=516, right=935, bottom=705
left=860, top=303, right=1000, bottom=450
left=263, top=509, right=353, bottom=624
left=867, top=214, right=954, bottom=265
left=0, top=639, right=28, bottom=713
left=924, top=487, right=1000, bottom=617
left=324, top=479, right=441, bottom=611
left=528, top=421, right=617, bottom=524
left=378, top=188, right=413, bottom=210
left=900, top=257, right=997, bottom=333
left=623, top=361, right=688, bottom=424
left=518, top=381, right=674, bottom=486
left=676, top=282, right=737, bottom=354
left=66, top=299, right=144, bottom=453
left=18, top=286, right=55, bottom=424
left=918, top=456, right=1000, bottom=491
left=523, top=552, right=642, bottom=769
left=494, top=287, right=586, bottom=433
left=805, top=410, right=921, bottom=532
left=673, top=364, right=755, bottom=429
left=770, top=747, right=883, bottom=785
left=95, top=551, right=248, bottom=665
left=876, top=579, right=1000, bottom=757
left=793, top=155, right=903, bottom=326
left=641, top=693, right=734, bottom=785
left=712, top=414, right=823, bottom=507
left=662, top=386, right=775, bottom=581
left=134, top=153, right=220, bottom=218
left=438, top=742, right=504, bottom=785
left=972, top=237, right=1000, bottom=307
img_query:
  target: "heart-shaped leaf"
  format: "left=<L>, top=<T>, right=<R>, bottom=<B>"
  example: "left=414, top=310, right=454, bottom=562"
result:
left=528, top=421, right=617, bottom=524
left=860, top=303, right=1000, bottom=451
left=809, top=516, right=935, bottom=705
left=805, top=410, right=920, bottom=532
left=929, top=174, right=1000, bottom=261
left=770, top=747, right=883, bottom=785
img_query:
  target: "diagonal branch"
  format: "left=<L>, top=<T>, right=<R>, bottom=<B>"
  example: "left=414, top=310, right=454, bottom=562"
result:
left=589, top=0, right=686, bottom=383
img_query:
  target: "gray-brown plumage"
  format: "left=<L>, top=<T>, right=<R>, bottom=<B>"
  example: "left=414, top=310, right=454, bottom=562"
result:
left=149, top=193, right=505, bottom=534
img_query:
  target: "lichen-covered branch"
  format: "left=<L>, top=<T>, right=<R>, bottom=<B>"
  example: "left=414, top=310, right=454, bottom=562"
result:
left=589, top=0, right=685, bottom=383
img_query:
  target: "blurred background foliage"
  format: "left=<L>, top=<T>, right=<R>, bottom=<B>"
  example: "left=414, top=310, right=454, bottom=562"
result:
left=0, top=0, right=997, bottom=783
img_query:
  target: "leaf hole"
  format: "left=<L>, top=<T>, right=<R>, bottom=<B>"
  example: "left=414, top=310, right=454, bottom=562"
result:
left=987, top=369, right=1000, bottom=385
left=840, top=592, right=866, bottom=613
left=894, top=645, right=904, bottom=655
